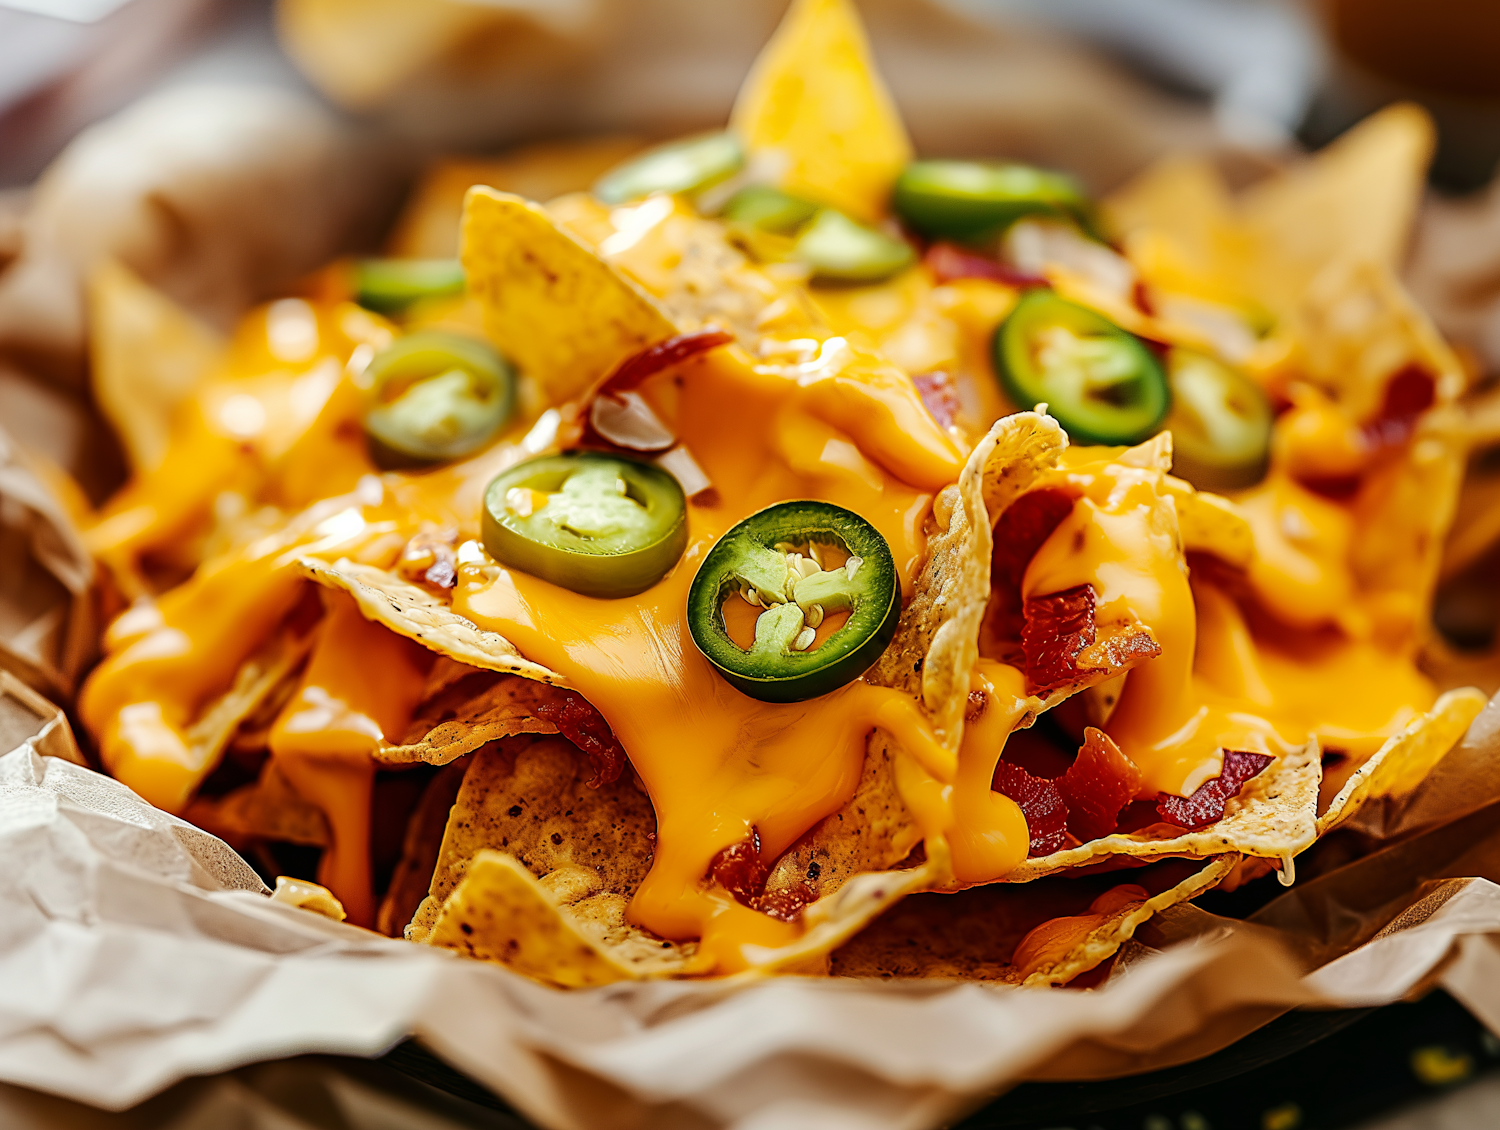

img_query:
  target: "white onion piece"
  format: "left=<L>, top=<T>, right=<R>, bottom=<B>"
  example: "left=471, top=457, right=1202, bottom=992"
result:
left=655, top=443, right=713, bottom=498
left=590, top=390, right=676, bottom=451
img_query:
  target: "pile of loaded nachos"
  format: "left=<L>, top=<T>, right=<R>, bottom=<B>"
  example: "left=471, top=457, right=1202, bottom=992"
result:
left=66, top=0, right=1487, bottom=990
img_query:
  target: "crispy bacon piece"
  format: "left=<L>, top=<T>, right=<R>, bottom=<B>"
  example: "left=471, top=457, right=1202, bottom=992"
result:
left=1058, top=727, right=1143, bottom=842
left=1022, top=584, right=1098, bottom=694
left=708, top=830, right=813, bottom=921
left=990, top=487, right=1077, bottom=643
left=602, top=328, right=735, bottom=396
left=913, top=370, right=961, bottom=429
left=924, top=242, right=1048, bottom=288
left=1156, top=749, right=1273, bottom=829
left=992, top=760, right=1069, bottom=856
left=1365, top=362, right=1436, bottom=448
left=532, top=691, right=627, bottom=787
left=710, top=834, right=768, bottom=903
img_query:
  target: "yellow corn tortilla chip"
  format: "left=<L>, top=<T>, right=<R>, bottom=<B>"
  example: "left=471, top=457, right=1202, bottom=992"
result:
left=1166, top=478, right=1255, bottom=570
left=1318, top=687, right=1489, bottom=835
left=427, top=851, right=646, bottom=988
left=386, top=138, right=645, bottom=259
left=1295, top=257, right=1465, bottom=422
left=87, top=259, right=225, bottom=473
left=407, top=735, right=658, bottom=942
left=378, top=758, right=469, bottom=937
left=186, top=759, right=330, bottom=848
left=1239, top=103, right=1434, bottom=308
left=297, top=555, right=561, bottom=685
left=1006, top=740, right=1321, bottom=882
left=461, top=187, right=675, bottom=403
left=378, top=671, right=560, bottom=766
left=730, top=0, right=911, bottom=224
left=831, top=854, right=1238, bottom=987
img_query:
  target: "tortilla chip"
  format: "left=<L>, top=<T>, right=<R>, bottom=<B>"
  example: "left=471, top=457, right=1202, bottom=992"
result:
left=87, top=259, right=225, bottom=473
left=461, top=187, right=675, bottom=403
left=377, top=758, right=469, bottom=937
left=1166, top=478, right=1255, bottom=569
left=426, top=851, right=645, bottom=987
left=730, top=0, right=911, bottom=224
left=1294, top=257, right=1465, bottom=422
left=1006, top=739, right=1322, bottom=881
left=297, top=555, right=561, bottom=685
left=1240, top=103, right=1434, bottom=309
left=378, top=671, right=560, bottom=766
left=186, top=760, right=330, bottom=848
left=763, top=728, right=923, bottom=902
left=1318, top=687, right=1488, bottom=834
left=386, top=138, right=645, bottom=259
left=407, top=735, right=657, bottom=943
left=831, top=854, right=1238, bottom=987
left=180, top=608, right=317, bottom=787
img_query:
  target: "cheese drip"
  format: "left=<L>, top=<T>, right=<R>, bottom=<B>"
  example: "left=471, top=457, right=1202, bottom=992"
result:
left=79, top=330, right=1002, bottom=968
left=1015, top=449, right=1435, bottom=799
left=268, top=592, right=432, bottom=927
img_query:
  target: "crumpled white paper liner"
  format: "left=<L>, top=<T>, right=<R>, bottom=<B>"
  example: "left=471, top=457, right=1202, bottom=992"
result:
left=5, top=744, right=1500, bottom=1130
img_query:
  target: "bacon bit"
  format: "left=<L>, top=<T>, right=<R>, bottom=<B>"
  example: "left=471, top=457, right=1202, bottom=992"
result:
left=1365, top=362, right=1436, bottom=448
left=1131, top=279, right=1157, bottom=317
left=710, top=833, right=768, bottom=903
left=601, top=328, right=735, bottom=396
left=1022, top=584, right=1098, bottom=694
left=990, top=488, right=1077, bottom=643
left=992, top=760, right=1069, bottom=856
left=924, top=241, right=1048, bottom=288
left=913, top=370, right=962, bottom=428
left=398, top=528, right=459, bottom=590
left=1058, top=727, right=1143, bottom=842
left=1156, top=749, right=1273, bottom=829
left=532, top=692, right=626, bottom=787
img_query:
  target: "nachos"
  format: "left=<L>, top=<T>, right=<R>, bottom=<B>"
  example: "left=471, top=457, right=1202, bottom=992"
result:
left=73, top=0, right=1483, bottom=987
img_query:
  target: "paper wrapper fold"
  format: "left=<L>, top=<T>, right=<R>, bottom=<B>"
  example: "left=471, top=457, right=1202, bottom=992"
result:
left=5, top=689, right=1500, bottom=1130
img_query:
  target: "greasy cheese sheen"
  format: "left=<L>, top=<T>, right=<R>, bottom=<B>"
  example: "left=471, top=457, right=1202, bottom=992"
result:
left=80, top=334, right=986, bottom=972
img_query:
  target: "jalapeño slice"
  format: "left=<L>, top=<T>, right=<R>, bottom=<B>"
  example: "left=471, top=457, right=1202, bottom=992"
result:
left=1163, top=347, right=1273, bottom=491
left=794, top=209, right=915, bottom=283
left=722, top=185, right=819, bottom=233
left=593, top=132, right=744, bottom=205
left=688, top=501, right=899, bottom=703
left=354, top=258, right=464, bottom=314
left=482, top=452, right=687, bottom=599
left=362, top=331, right=515, bottom=466
left=894, top=160, right=1090, bottom=242
left=994, top=289, right=1169, bottom=445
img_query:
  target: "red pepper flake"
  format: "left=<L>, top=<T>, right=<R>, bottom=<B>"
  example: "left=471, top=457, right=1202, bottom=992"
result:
left=913, top=370, right=962, bottom=428
left=601, top=328, right=734, bottom=396
left=1131, top=279, right=1157, bottom=317
left=924, top=241, right=1049, bottom=288
left=1155, top=749, right=1273, bottom=829
left=1058, top=727, right=1143, bottom=842
left=993, top=760, right=1069, bottom=856
left=990, top=487, right=1077, bottom=643
left=532, top=691, right=627, bottom=787
left=1021, top=583, right=1098, bottom=694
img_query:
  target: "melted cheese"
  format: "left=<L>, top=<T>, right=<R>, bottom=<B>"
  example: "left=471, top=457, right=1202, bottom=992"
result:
left=1014, top=446, right=1435, bottom=800
left=269, top=592, right=432, bottom=927
left=80, top=322, right=984, bottom=970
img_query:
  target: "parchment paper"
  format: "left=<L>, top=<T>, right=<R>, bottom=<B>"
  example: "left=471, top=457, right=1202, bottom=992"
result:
left=5, top=685, right=1500, bottom=1130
